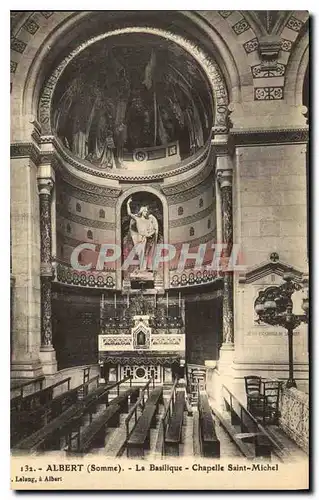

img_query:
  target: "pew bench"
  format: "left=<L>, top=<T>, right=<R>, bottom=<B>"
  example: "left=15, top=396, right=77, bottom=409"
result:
left=198, top=393, right=220, bottom=458
left=72, top=404, right=121, bottom=454
left=146, top=386, right=163, bottom=410
left=222, top=387, right=272, bottom=459
left=126, top=404, right=157, bottom=458
left=164, top=390, right=185, bottom=456
left=11, top=377, right=71, bottom=413
left=11, top=383, right=79, bottom=446
left=109, top=387, right=140, bottom=414
left=14, top=385, right=113, bottom=452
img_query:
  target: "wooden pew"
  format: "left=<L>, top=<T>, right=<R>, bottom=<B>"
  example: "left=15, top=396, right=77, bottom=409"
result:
left=70, top=404, right=121, bottom=454
left=164, top=390, right=185, bottom=456
left=12, top=377, right=71, bottom=412
left=11, top=377, right=73, bottom=445
left=109, top=387, right=140, bottom=414
left=13, top=377, right=131, bottom=453
left=145, top=386, right=163, bottom=410
left=11, top=376, right=45, bottom=411
left=144, top=386, right=163, bottom=428
left=221, top=386, right=272, bottom=459
left=126, top=404, right=157, bottom=458
left=198, top=392, right=220, bottom=458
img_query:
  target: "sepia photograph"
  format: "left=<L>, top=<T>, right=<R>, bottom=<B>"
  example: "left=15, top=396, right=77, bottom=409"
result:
left=10, top=9, right=310, bottom=491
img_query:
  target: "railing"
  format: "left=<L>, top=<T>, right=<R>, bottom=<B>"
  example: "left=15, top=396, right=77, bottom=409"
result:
left=11, top=376, right=45, bottom=399
left=11, top=377, right=72, bottom=412
left=125, top=377, right=154, bottom=441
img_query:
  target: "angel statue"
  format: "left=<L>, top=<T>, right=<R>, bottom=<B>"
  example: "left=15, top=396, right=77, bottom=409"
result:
left=126, top=197, right=158, bottom=272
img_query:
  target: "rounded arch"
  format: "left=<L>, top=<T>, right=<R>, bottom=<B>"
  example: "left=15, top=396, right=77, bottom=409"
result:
left=284, top=28, right=309, bottom=107
left=10, top=11, right=255, bottom=141
left=115, top=186, right=169, bottom=290
left=37, top=26, right=229, bottom=136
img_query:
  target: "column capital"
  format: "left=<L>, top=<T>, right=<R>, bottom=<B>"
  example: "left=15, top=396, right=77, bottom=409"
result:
left=211, top=134, right=234, bottom=157
left=40, top=263, right=53, bottom=277
left=216, top=168, right=233, bottom=189
left=37, top=177, right=54, bottom=196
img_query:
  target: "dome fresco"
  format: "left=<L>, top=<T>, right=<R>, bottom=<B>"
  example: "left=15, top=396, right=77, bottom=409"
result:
left=52, top=33, right=213, bottom=170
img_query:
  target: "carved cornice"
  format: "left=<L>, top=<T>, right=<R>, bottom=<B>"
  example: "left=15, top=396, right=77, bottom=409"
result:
left=58, top=183, right=118, bottom=206
left=11, top=142, right=40, bottom=165
left=10, top=141, right=59, bottom=168
left=164, top=163, right=214, bottom=200
left=169, top=230, right=216, bottom=248
left=230, top=128, right=309, bottom=146
left=238, top=257, right=304, bottom=284
left=57, top=208, right=116, bottom=231
left=170, top=202, right=215, bottom=228
left=54, top=138, right=211, bottom=182
left=53, top=157, right=122, bottom=198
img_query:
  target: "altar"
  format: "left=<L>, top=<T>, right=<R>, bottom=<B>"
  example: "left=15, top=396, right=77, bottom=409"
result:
left=98, top=293, right=185, bottom=384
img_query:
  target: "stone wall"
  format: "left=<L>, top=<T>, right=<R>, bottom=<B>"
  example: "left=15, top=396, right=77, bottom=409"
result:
left=279, top=387, right=309, bottom=453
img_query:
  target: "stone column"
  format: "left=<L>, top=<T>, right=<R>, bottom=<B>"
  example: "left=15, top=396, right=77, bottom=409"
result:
left=38, top=176, right=57, bottom=374
left=213, top=135, right=234, bottom=349
left=11, top=153, right=43, bottom=379
left=217, top=167, right=234, bottom=346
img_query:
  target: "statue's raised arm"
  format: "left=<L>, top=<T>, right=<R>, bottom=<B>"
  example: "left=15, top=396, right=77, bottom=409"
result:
left=127, top=197, right=137, bottom=221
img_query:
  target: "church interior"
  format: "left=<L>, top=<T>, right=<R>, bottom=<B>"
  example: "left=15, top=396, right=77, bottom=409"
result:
left=11, top=10, right=309, bottom=460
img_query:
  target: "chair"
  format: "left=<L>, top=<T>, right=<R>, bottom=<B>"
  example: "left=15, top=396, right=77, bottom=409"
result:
left=261, top=380, right=281, bottom=425
left=244, top=376, right=262, bottom=414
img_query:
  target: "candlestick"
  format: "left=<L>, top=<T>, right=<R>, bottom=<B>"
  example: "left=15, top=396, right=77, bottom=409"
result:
left=114, top=293, right=117, bottom=310
left=166, top=291, right=168, bottom=315
left=178, top=291, right=181, bottom=310
left=101, top=293, right=105, bottom=309
left=127, top=293, right=129, bottom=308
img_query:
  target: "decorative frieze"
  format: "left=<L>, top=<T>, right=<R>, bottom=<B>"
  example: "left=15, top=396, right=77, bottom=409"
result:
left=53, top=136, right=210, bottom=182
left=10, top=61, right=17, bottom=73
left=232, top=18, right=250, bottom=35
left=98, top=333, right=185, bottom=352
left=40, top=11, right=54, bottom=18
left=243, top=37, right=259, bottom=54
left=164, top=164, right=213, bottom=200
left=57, top=208, right=116, bottom=231
left=254, top=87, right=284, bottom=100
left=55, top=262, right=115, bottom=289
left=11, top=35, right=26, bottom=53
left=218, top=11, right=232, bottom=19
left=170, top=269, right=222, bottom=288
left=285, top=16, right=304, bottom=32
left=252, top=62, right=285, bottom=78
left=169, top=202, right=215, bottom=228
left=23, top=18, right=39, bottom=35
left=230, top=128, right=308, bottom=146
left=281, top=38, right=293, bottom=52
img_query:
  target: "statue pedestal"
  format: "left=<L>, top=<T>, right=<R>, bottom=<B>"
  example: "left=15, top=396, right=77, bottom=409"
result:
left=130, top=270, right=154, bottom=288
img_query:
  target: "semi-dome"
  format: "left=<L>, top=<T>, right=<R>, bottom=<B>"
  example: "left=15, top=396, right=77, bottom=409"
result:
left=52, top=32, right=213, bottom=172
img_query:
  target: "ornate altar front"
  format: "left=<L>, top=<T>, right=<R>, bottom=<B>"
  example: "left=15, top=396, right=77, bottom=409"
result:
left=98, top=292, right=185, bottom=384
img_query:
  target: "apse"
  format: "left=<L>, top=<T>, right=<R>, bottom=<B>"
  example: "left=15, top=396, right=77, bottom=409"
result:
left=52, top=33, right=213, bottom=171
